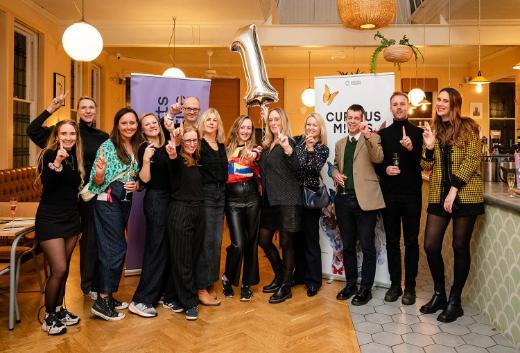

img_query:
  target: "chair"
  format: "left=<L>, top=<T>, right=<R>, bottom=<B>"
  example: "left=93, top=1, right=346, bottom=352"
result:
left=0, top=233, right=45, bottom=323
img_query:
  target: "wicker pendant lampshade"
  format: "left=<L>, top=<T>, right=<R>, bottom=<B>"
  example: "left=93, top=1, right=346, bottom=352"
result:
left=337, top=0, right=396, bottom=30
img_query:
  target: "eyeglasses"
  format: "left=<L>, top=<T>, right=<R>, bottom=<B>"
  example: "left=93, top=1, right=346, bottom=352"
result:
left=182, top=139, right=198, bottom=145
left=183, top=107, right=200, bottom=113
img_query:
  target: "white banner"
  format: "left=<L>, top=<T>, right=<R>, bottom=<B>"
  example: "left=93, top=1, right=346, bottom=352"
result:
left=315, top=73, right=394, bottom=287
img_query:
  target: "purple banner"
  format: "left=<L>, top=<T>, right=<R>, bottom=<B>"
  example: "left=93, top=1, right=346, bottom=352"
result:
left=125, top=74, right=211, bottom=273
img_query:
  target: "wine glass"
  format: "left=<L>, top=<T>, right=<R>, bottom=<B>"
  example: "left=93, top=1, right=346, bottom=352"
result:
left=122, top=168, right=137, bottom=202
left=392, top=153, right=400, bottom=167
left=9, top=197, right=17, bottom=223
left=507, top=172, right=516, bottom=197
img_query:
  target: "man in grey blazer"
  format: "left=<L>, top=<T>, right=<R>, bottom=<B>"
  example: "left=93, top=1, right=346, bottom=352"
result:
left=332, top=104, right=385, bottom=305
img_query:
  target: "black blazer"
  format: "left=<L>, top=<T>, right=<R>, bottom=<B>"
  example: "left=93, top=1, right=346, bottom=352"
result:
left=259, top=138, right=303, bottom=206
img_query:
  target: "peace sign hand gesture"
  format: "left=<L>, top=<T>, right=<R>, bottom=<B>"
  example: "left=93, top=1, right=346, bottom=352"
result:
left=165, top=133, right=178, bottom=159
left=422, top=122, right=435, bottom=150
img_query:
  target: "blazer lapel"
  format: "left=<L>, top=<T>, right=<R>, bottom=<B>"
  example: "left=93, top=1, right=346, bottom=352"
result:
left=353, top=137, right=364, bottom=160
left=338, top=137, right=347, bottom=173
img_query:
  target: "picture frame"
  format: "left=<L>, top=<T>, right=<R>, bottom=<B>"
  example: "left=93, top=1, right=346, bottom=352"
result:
left=470, top=102, right=483, bottom=118
left=53, top=72, right=65, bottom=104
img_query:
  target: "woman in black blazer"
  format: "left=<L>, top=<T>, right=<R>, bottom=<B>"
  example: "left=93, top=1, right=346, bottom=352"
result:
left=258, top=107, right=303, bottom=304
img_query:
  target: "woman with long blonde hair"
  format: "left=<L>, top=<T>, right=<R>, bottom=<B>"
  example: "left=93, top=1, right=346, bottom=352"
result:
left=420, top=87, right=484, bottom=323
left=194, top=108, right=228, bottom=306
left=293, top=113, right=329, bottom=297
left=258, top=106, right=303, bottom=304
left=221, top=115, right=262, bottom=300
left=35, top=120, right=84, bottom=335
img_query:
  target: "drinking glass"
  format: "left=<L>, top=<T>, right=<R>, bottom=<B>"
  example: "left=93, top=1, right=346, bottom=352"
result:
left=9, top=197, right=17, bottom=223
left=122, top=168, right=137, bottom=202
left=507, top=172, right=516, bottom=197
left=392, top=153, right=400, bottom=167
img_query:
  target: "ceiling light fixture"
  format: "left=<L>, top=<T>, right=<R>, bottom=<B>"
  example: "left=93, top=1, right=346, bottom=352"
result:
left=301, top=51, right=315, bottom=107
left=163, top=17, right=186, bottom=78
left=469, top=0, right=489, bottom=93
left=419, top=24, right=431, bottom=111
left=62, top=0, right=103, bottom=61
left=337, top=0, right=396, bottom=30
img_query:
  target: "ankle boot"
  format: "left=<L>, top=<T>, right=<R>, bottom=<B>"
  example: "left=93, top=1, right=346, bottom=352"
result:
left=438, top=287, right=464, bottom=323
left=269, top=270, right=292, bottom=304
left=263, top=265, right=282, bottom=293
left=420, top=290, right=447, bottom=314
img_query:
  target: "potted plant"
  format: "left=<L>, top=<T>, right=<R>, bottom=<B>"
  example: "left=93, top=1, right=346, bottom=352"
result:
left=370, top=31, right=423, bottom=73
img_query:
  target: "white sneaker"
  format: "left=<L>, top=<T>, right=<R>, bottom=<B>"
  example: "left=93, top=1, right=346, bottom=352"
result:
left=42, top=312, right=67, bottom=335
left=129, top=302, right=157, bottom=318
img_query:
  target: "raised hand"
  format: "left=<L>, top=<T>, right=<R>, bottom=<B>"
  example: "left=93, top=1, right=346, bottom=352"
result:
left=305, top=135, right=317, bottom=151
left=165, top=133, right=178, bottom=159
left=143, top=142, right=156, bottom=163
left=47, top=91, right=69, bottom=114
left=260, top=104, right=269, bottom=122
left=95, top=149, right=107, bottom=175
left=400, top=125, right=413, bottom=151
left=241, top=146, right=256, bottom=162
left=422, top=122, right=435, bottom=150
left=169, top=102, right=182, bottom=116
left=359, top=121, right=372, bottom=139
left=55, top=141, right=69, bottom=164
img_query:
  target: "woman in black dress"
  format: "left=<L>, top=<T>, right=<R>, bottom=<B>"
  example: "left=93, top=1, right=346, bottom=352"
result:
left=258, top=107, right=303, bottom=304
left=35, top=120, right=84, bottom=335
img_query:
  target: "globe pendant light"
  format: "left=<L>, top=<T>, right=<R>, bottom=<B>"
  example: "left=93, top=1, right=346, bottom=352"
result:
left=62, top=0, right=103, bottom=62
left=337, top=0, right=396, bottom=30
left=163, top=17, right=185, bottom=78
left=469, top=0, right=489, bottom=93
left=301, top=51, right=315, bottom=107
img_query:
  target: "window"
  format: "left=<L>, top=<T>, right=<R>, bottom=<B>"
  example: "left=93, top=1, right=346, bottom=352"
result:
left=91, top=64, right=101, bottom=127
left=13, top=23, right=38, bottom=168
left=489, top=82, right=516, bottom=148
left=70, top=60, right=83, bottom=121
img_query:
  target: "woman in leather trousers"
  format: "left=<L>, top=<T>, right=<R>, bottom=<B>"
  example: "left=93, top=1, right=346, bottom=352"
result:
left=221, top=115, right=262, bottom=301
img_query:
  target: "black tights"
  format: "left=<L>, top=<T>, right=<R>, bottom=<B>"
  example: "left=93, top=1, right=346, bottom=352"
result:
left=39, top=236, right=79, bottom=313
left=258, top=228, right=295, bottom=281
left=424, top=214, right=477, bottom=293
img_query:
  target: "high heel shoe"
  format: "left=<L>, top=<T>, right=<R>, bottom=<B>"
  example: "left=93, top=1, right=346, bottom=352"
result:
left=420, top=291, right=447, bottom=314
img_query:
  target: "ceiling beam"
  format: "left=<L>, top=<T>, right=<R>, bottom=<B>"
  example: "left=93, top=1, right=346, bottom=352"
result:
left=95, top=23, right=520, bottom=47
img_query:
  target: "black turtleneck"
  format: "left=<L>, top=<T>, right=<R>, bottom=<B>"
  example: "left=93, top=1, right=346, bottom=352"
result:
left=27, top=110, right=109, bottom=178
left=376, top=119, right=424, bottom=200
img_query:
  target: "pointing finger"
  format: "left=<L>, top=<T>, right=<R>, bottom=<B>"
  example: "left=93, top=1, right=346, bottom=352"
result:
left=402, top=126, right=407, bottom=139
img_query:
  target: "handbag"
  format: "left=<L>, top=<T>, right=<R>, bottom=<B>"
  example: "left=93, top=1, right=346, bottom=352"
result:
left=303, top=185, right=330, bottom=209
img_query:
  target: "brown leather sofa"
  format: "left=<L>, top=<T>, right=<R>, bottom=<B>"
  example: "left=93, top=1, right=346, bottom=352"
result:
left=0, top=167, right=41, bottom=202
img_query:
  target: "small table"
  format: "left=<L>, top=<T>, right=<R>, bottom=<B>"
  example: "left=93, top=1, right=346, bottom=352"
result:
left=0, top=202, right=37, bottom=330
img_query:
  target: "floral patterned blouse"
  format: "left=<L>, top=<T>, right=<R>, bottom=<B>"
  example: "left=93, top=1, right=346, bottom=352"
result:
left=87, top=139, right=139, bottom=195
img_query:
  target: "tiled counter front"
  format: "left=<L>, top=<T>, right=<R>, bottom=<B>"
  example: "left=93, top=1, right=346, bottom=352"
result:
left=420, top=180, right=520, bottom=346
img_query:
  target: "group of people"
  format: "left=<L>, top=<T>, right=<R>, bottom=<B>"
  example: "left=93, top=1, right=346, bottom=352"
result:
left=28, top=86, right=483, bottom=336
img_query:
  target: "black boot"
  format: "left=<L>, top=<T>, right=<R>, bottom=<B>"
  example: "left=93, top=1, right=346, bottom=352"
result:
left=269, top=269, right=292, bottom=304
left=438, top=287, right=464, bottom=323
left=401, top=287, right=416, bottom=305
left=384, top=285, right=403, bottom=302
left=263, top=265, right=282, bottom=293
left=420, top=290, right=447, bottom=314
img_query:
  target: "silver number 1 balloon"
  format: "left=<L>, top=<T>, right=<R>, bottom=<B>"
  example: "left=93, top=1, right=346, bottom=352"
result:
left=230, top=24, right=278, bottom=107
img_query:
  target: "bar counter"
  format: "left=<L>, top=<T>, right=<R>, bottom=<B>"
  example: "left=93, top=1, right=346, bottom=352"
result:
left=420, top=178, right=520, bottom=346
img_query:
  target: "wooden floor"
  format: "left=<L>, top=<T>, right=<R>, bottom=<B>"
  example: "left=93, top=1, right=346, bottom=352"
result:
left=0, top=232, right=359, bottom=353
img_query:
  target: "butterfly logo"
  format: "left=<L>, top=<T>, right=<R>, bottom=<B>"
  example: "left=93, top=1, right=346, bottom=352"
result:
left=323, top=84, right=339, bottom=106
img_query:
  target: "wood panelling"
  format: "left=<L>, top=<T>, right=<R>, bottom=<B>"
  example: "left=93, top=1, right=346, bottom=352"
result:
left=208, top=78, right=241, bottom=135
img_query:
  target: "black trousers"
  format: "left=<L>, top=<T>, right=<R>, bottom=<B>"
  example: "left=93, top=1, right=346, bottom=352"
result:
left=132, top=189, right=170, bottom=305
left=79, top=198, right=98, bottom=294
left=294, top=207, right=323, bottom=288
left=224, top=181, right=261, bottom=286
left=166, top=200, right=204, bottom=309
left=381, top=196, right=421, bottom=289
left=335, top=194, right=378, bottom=289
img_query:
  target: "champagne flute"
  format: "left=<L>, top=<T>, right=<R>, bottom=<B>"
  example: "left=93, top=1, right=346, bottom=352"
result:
left=9, top=197, right=17, bottom=223
left=507, top=172, right=516, bottom=197
left=122, top=168, right=137, bottom=202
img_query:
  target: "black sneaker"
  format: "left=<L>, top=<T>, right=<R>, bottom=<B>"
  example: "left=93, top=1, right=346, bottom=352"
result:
left=56, top=307, right=80, bottom=326
left=42, top=312, right=67, bottom=335
left=222, top=276, right=234, bottom=298
left=92, top=296, right=125, bottom=321
left=110, top=296, right=129, bottom=310
left=163, top=300, right=184, bottom=313
left=240, top=285, right=253, bottom=301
